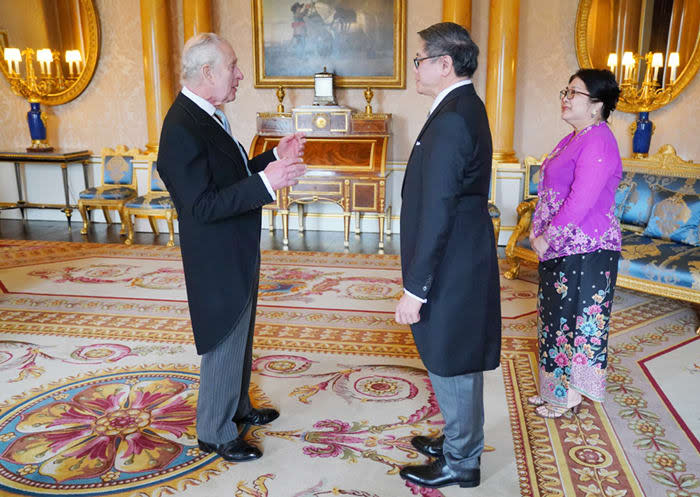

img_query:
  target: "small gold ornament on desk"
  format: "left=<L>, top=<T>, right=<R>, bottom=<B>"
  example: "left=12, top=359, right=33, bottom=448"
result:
left=364, top=87, right=374, bottom=114
left=276, top=86, right=286, bottom=113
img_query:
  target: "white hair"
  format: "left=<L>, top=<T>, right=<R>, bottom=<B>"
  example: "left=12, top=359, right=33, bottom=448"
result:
left=181, top=32, right=226, bottom=86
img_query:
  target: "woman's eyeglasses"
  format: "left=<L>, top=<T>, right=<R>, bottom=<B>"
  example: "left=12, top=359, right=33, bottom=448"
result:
left=413, top=54, right=448, bottom=69
left=560, top=88, right=590, bottom=100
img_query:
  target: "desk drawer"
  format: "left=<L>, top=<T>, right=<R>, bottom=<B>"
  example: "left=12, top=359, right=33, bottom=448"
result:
left=289, top=180, right=343, bottom=197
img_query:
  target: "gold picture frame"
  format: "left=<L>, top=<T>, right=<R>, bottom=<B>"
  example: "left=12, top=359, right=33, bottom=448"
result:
left=252, top=0, right=406, bottom=88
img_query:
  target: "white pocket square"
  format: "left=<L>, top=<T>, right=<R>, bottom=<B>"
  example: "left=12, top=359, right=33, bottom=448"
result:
left=415, top=141, right=421, bottom=146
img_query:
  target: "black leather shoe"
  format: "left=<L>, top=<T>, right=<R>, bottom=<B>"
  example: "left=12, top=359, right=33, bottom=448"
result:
left=399, top=457, right=480, bottom=488
left=233, top=408, right=279, bottom=426
left=198, top=438, right=262, bottom=462
left=411, top=435, right=445, bottom=457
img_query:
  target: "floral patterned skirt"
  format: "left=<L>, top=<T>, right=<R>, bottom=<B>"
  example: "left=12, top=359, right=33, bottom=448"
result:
left=537, top=249, right=620, bottom=406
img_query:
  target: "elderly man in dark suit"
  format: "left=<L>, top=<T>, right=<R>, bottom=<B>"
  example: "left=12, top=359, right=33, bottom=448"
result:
left=156, top=33, right=306, bottom=462
left=395, top=22, right=501, bottom=489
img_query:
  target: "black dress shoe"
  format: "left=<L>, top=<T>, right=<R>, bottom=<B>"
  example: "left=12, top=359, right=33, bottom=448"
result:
left=399, top=457, right=480, bottom=488
left=233, top=407, right=279, bottom=426
left=411, top=435, right=445, bottom=457
left=198, top=438, right=262, bottom=462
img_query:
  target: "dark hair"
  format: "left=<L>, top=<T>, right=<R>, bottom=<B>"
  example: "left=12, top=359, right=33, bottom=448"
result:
left=569, top=69, right=620, bottom=121
left=418, top=22, right=479, bottom=78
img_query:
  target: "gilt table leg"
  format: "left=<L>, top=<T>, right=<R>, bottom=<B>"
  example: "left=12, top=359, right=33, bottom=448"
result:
left=60, top=163, right=73, bottom=227
left=14, top=162, right=25, bottom=221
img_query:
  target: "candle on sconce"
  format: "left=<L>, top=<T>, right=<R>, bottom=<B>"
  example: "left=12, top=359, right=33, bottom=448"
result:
left=607, top=53, right=618, bottom=75
left=4, top=47, right=22, bottom=74
left=621, top=51, right=635, bottom=81
left=65, top=50, right=82, bottom=76
left=651, top=52, right=663, bottom=82
left=36, top=49, right=53, bottom=75
left=667, top=52, right=679, bottom=83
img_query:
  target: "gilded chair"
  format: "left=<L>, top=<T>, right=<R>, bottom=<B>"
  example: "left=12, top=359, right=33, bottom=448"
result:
left=123, top=154, right=177, bottom=247
left=503, top=154, right=546, bottom=279
left=78, top=146, right=139, bottom=236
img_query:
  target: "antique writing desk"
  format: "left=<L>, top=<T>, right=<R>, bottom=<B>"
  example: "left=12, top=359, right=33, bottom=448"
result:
left=250, top=109, right=391, bottom=249
left=0, top=149, right=91, bottom=226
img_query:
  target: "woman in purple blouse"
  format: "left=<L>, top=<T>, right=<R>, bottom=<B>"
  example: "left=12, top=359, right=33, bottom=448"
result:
left=528, top=69, right=622, bottom=418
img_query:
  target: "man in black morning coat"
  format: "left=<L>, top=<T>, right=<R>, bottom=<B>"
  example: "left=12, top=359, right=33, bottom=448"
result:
left=395, top=22, right=501, bottom=489
left=156, top=33, right=306, bottom=462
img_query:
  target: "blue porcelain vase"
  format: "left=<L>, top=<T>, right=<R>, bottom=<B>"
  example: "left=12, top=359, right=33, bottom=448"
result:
left=27, top=102, right=47, bottom=141
left=26, top=102, right=52, bottom=151
left=632, top=111, right=653, bottom=156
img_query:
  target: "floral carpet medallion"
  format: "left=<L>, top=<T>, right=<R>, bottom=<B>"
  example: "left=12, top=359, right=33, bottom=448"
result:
left=0, top=240, right=697, bottom=497
left=0, top=365, right=231, bottom=496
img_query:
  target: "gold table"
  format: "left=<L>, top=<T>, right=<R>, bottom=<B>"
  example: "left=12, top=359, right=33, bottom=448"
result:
left=0, top=149, right=91, bottom=226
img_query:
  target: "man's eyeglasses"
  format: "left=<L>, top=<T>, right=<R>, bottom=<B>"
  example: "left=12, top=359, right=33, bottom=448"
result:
left=560, top=88, right=590, bottom=100
left=413, top=54, right=448, bottom=69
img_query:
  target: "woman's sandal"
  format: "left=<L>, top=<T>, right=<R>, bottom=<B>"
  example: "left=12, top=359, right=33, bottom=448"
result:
left=534, top=403, right=581, bottom=418
left=527, top=395, right=545, bottom=406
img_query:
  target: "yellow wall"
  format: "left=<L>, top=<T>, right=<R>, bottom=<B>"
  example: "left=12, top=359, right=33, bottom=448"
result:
left=0, top=0, right=698, bottom=162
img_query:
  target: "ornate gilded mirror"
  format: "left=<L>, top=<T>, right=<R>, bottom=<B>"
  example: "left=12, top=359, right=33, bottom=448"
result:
left=575, top=0, right=700, bottom=112
left=0, top=0, right=100, bottom=105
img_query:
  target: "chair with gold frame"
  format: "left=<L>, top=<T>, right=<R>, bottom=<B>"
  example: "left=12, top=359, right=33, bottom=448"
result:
left=122, top=153, right=177, bottom=247
left=503, top=154, right=547, bottom=279
left=78, top=145, right=139, bottom=237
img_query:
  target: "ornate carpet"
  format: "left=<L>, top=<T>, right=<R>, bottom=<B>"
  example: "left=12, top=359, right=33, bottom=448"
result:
left=0, top=239, right=697, bottom=497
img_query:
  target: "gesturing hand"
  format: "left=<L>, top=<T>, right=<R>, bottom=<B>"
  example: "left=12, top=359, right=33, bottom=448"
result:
left=264, top=157, right=307, bottom=190
left=277, top=132, right=306, bottom=159
left=395, top=293, right=422, bottom=325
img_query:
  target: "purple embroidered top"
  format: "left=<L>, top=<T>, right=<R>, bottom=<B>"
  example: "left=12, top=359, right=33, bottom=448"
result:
left=532, top=121, right=622, bottom=261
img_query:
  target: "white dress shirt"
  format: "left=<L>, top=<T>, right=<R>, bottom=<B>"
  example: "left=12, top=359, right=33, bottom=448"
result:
left=404, top=78, right=473, bottom=305
left=429, top=79, right=472, bottom=115
left=181, top=86, right=277, bottom=200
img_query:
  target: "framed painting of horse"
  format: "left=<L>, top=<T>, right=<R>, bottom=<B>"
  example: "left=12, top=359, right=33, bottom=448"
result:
left=252, top=0, right=406, bottom=88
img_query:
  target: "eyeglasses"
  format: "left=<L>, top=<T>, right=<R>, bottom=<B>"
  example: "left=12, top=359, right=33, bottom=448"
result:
left=413, top=54, right=448, bottom=69
left=559, top=88, right=590, bottom=100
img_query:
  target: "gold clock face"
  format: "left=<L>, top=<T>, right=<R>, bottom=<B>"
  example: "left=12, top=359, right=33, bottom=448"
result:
left=314, top=115, right=328, bottom=129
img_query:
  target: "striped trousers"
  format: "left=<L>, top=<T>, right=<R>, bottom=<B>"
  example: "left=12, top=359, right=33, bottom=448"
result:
left=196, top=276, right=258, bottom=444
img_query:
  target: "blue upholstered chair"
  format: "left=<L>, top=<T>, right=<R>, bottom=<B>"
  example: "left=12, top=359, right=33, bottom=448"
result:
left=78, top=146, right=139, bottom=236
left=123, top=154, right=177, bottom=247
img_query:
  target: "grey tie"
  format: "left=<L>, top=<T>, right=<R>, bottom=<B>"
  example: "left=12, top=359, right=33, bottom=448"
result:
left=214, top=109, right=251, bottom=176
